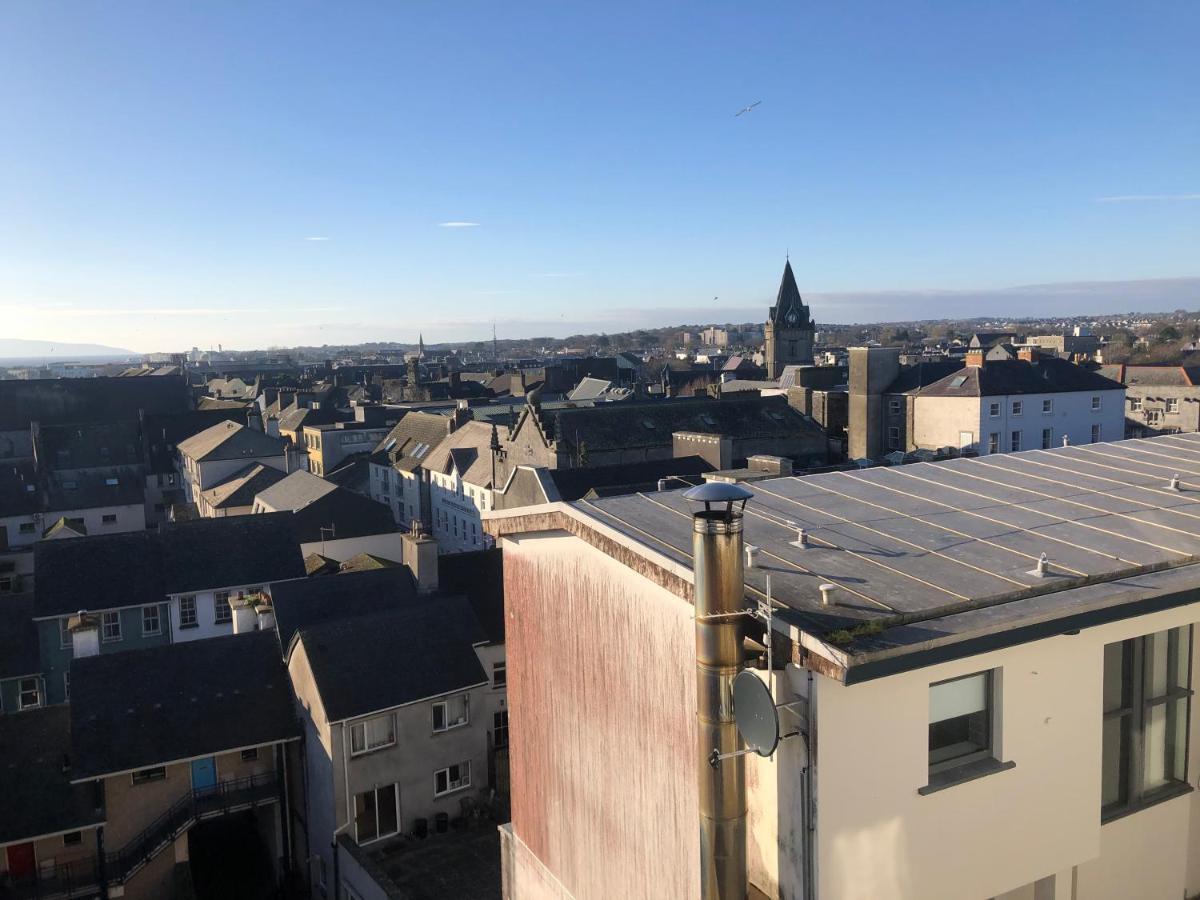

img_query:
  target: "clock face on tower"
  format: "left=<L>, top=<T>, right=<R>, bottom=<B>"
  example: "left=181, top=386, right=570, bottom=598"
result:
left=786, top=310, right=798, bottom=325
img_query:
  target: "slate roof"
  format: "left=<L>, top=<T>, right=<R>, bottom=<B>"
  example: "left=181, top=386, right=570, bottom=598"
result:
left=255, top=470, right=396, bottom=542
left=161, top=512, right=305, bottom=594
left=38, top=421, right=143, bottom=469
left=70, top=631, right=300, bottom=779
left=304, top=553, right=340, bottom=576
left=546, top=455, right=714, bottom=502
left=43, top=467, right=145, bottom=512
left=201, top=463, right=287, bottom=509
left=338, top=552, right=399, bottom=573
left=0, top=593, right=40, bottom=680
left=537, top=396, right=823, bottom=454
left=271, top=567, right=418, bottom=652
left=912, top=358, right=1124, bottom=397
left=142, top=409, right=247, bottom=474
left=196, top=397, right=252, bottom=411
left=887, top=360, right=964, bottom=394
left=438, top=549, right=505, bottom=644
left=278, top=405, right=351, bottom=435
left=0, top=461, right=42, bottom=518
left=567, top=377, right=632, bottom=402
left=370, top=412, right=451, bottom=473
left=34, top=513, right=304, bottom=617
left=35, top=530, right=165, bottom=618
left=423, top=421, right=496, bottom=487
left=0, top=376, right=189, bottom=431
left=324, top=452, right=371, bottom=494
left=1117, top=366, right=1200, bottom=388
left=177, top=420, right=287, bottom=462
left=297, top=597, right=487, bottom=722
left=0, top=706, right=105, bottom=844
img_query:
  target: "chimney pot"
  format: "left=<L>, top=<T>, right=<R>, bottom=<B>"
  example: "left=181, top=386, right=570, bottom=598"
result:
left=818, top=583, right=837, bottom=606
left=965, top=349, right=986, bottom=368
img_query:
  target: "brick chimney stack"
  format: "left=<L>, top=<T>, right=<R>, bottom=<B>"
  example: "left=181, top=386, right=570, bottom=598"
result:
left=965, top=349, right=986, bottom=368
left=1018, top=346, right=1040, bottom=363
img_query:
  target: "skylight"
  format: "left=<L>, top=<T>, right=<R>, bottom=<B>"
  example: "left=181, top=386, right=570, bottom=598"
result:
left=950, top=376, right=968, bottom=388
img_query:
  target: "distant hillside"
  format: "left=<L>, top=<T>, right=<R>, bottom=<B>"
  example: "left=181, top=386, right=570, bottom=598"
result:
left=0, top=338, right=134, bottom=359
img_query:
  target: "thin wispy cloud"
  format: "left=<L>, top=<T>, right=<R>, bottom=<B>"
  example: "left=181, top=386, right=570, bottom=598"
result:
left=438, top=221, right=480, bottom=228
left=305, top=236, right=331, bottom=241
left=1094, top=193, right=1200, bottom=203
left=533, top=272, right=586, bottom=278
left=2, top=305, right=342, bottom=318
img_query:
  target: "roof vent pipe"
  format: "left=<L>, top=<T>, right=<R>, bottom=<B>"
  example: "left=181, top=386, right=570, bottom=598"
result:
left=1028, top=552, right=1050, bottom=578
left=1169, top=474, right=1181, bottom=491
left=794, top=527, right=808, bottom=548
left=818, top=583, right=837, bottom=606
left=683, top=482, right=752, bottom=900
left=657, top=478, right=670, bottom=492
left=1062, top=434, right=1071, bottom=447
left=744, top=545, right=759, bottom=569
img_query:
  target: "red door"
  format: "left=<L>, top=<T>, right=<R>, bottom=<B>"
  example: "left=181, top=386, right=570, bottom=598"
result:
left=6, top=842, right=35, bottom=879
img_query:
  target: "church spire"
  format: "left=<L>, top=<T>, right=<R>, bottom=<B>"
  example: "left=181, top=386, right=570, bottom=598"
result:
left=769, top=259, right=808, bottom=327
left=418, top=333, right=425, bottom=360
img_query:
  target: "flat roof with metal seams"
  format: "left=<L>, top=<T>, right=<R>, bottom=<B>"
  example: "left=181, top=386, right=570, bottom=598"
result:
left=572, top=433, right=1200, bottom=661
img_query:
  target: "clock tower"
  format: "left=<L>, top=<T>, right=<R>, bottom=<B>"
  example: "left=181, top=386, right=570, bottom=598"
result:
left=764, top=259, right=815, bottom=378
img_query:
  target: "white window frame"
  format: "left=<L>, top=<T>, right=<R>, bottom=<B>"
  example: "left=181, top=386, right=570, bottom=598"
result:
left=1092, top=395, right=1102, bottom=411
left=1011, top=400, right=1023, bottom=416
left=1041, top=427, right=1053, bottom=450
left=433, top=761, right=472, bottom=797
left=1010, top=431, right=1021, bottom=453
left=179, top=595, right=198, bottom=628
left=214, top=591, right=232, bottom=625
left=1042, top=398, right=1053, bottom=414
left=350, top=712, right=397, bottom=756
left=63, top=671, right=70, bottom=702
left=19, top=677, right=42, bottom=710
left=131, top=766, right=167, bottom=785
left=493, top=661, right=507, bottom=689
left=988, top=402, right=1001, bottom=418
left=101, top=610, right=123, bottom=643
left=59, top=617, right=72, bottom=649
left=1167, top=398, right=1180, bottom=414
left=142, top=605, right=162, bottom=637
left=1131, top=397, right=1143, bottom=412
left=432, top=694, right=470, bottom=733
left=1092, top=423, right=1102, bottom=443
left=987, top=432, right=1000, bottom=455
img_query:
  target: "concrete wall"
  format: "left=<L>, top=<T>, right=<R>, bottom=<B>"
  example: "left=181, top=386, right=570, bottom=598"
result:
left=812, top=600, right=1200, bottom=900
left=500, top=530, right=699, bottom=900
left=1, top=501, right=146, bottom=550
left=430, top=470, right=491, bottom=554
left=911, top=396, right=981, bottom=451
left=300, top=532, right=405, bottom=565
left=1124, top=385, right=1200, bottom=437
left=0, top=826, right=99, bottom=880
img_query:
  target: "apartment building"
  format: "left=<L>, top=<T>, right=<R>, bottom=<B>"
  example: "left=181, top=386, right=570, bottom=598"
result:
left=425, top=421, right=498, bottom=554
left=68, top=629, right=299, bottom=900
left=31, top=513, right=305, bottom=702
left=487, top=431, right=1200, bottom=900
left=300, top=421, right=394, bottom=477
left=176, top=420, right=290, bottom=504
left=850, top=346, right=1125, bottom=459
left=286, top=595, right=497, bottom=899
left=1098, top=365, right=1200, bottom=437
left=0, top=706, right=105, bottom=895
left=368, top=410, right=461, bottom=531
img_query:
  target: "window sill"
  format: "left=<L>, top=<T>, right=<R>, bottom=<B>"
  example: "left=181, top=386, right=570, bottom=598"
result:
left=1101, top=781, right=1193, bottom=824
left=432, top=723, right=469, bottom=735
left=434, top=784, right=472, bottom=799
left=178, top=622, right=199, bottom=630
left=918, top=757, right=1015, bottom=795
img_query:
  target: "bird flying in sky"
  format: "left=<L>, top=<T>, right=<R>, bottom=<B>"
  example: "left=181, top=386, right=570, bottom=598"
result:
left=734, top=100, right=762, bottom=117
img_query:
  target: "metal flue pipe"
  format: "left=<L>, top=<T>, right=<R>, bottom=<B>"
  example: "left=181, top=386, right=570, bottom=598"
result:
left=685, top=482, right=752, bottom=900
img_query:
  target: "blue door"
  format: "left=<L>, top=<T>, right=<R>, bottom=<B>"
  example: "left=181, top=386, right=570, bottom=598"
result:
left=191, top=757, right=217, bottom=794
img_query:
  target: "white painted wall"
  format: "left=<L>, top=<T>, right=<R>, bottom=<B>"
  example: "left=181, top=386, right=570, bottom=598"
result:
left=167, top=582, right=273, bottom=642
left=368, top=462, right=424, bottom=529
left=429, top=469, right=491, bottom=554
left=1, top=502, right=145, bottom=548
left=299, top=531, right=405, bottom=564
left=812, top=600, right=1200, bottom=900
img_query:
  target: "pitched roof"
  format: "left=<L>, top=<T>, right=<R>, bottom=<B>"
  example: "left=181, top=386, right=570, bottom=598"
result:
left=539, top=396, right=823, bottom=455
left=304, top=553, right=340, bottom=576
left=887, top=360, right=964, bottom=394
left=202, top=463, right=288, bottom=509
left=545, top=455, right=714, bottom=502
left=912, top=358, right=1124, bottom=397
left=35, top=530, right=165, bottom=618
left=0, top=706, right=105, bottom=844
left=422, top=421, right=496, bottom=487
left=38, top=421, right=143, bottom=470
left=438, top=548, right=505, bottom=644
left=338, top=552, right=399, bottom=573
left=297, top=598, right=487, bottom=722
left=34, top=513, right=305, bottom=617
left=142, top=409, right=247, bottom=474
left=70, top=631, right=299, bottom=779
left=254, top=470, right=396, bottom=542
left=176, top=420, right=287, bottom=463
left=161, top=512, right=305, bottom=594
left=1121, top=366, right=1200, bottom=388
left=271, top=567, right=418, bottom=652
left=0, top=376, right=189, bottom=431
left=0, top=594, right=40, bottom=680
left=370, top=412, right=451, bottom=472
left=278, top=405, right=350, bottom=435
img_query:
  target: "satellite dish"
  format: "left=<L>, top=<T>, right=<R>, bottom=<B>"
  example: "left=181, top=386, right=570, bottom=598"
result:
left=733, top=670, right=780, bottom=757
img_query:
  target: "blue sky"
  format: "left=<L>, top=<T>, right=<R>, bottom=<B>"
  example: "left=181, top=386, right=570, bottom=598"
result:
left=1, top=1, right=1197, bottom=351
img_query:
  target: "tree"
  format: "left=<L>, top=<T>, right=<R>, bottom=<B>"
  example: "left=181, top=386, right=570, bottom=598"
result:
left=596, top=333, right=611, bottom=350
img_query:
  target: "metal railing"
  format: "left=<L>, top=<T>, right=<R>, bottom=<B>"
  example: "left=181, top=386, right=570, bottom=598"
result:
left=2, top=857, right=101, bottom=900
left=104, top=772, right=280, bottom=884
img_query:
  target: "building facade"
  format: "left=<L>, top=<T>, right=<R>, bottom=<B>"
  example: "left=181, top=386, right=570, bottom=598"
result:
left=764, top=260, right=815, bottom=379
